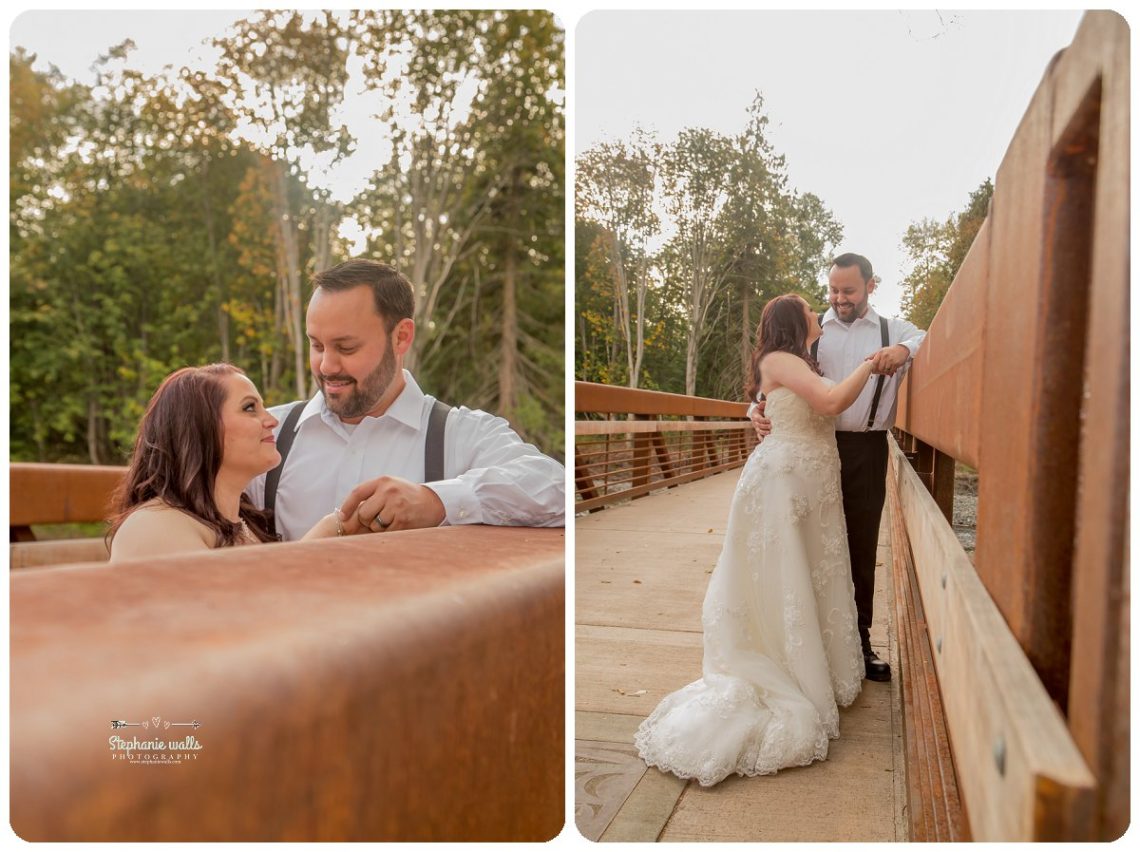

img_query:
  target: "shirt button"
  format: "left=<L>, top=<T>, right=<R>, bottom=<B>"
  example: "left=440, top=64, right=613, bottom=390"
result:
left=459, top=510, right=468, bottom=519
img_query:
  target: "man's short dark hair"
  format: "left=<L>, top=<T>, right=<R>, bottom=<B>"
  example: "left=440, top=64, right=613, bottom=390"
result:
left=831, top=252, right=873, bottom=283
left=311, top=259, right=415, bottom=331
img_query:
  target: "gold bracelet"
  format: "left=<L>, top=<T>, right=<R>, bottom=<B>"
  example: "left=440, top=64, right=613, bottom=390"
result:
left=334, top=509, right=345, bottom=537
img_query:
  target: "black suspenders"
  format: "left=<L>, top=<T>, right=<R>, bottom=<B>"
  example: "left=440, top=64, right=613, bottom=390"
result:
left=810, top=312, right=825, bottom=361
left=263, top=397, right=453, bottom=537
left=865, top=316, right=891, bottom=429
left=264, top=400, right=306, bottom=538
left=424, top=399, right=452, bottom=482
left=811, top=314, right=892, bottom=429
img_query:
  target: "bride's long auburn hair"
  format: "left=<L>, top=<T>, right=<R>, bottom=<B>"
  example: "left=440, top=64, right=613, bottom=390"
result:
left=107, top=364, right=276, bottom=548
left=745, top=294, right=823, bottom=402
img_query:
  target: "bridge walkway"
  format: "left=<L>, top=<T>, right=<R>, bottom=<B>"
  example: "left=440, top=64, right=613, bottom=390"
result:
left=575, top=471, right=907, bottom=841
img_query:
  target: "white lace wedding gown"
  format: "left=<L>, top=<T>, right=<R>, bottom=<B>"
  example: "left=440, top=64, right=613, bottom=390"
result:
left=635, top=384, right=864, bottom=786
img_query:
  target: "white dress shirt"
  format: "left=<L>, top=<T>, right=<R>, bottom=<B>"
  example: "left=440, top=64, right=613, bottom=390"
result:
left=247, top=370, right=565, bottom=540
left=816, top=306, right=925, bottom=432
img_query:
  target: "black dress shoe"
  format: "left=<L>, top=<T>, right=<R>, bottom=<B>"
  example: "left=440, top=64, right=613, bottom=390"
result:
left=864, top=651, right=891, bottom=682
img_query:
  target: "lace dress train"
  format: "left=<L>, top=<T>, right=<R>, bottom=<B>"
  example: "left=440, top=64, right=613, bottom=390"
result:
left=635, top=386, right=864, bottom=786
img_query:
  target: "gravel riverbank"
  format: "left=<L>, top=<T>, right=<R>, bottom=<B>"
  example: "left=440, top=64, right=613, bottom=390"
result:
left=953, top=465, right=978, bottom=559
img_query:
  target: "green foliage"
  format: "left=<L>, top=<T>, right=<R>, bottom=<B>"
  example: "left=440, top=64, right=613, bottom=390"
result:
left=10, top=11, right=565, bottom=463
left=900, top=179, right=994, bottom=329
left=575, top=93, right=843, bottom=401
left=406, top=10, right=565, bottom=457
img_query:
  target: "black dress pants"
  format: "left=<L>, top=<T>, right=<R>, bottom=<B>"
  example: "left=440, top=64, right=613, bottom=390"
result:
left=835, top=430, right=889, bottom=656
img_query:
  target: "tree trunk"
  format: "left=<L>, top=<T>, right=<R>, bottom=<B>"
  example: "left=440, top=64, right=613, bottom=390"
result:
left=86, top=397, right=101, bottom=466
left=740, top=279, right=752, bottom=396
left=632, top=258, right=647, bottom=390
left=609, top=297, right=620, bottom=380
left=270, top=267, right=284, bottom=397
left=499, top=246, right=518, bottom=419
left=313, top=200, right=333, bottom=274
left=685, top=327, right=699, bottom=398
left=267, top=157, right=306, bottom=400
left=685, top=268, right=702, bottom=398
left=200, top=155, right=229, bottom=362
left=607, top=230, right=637, bottom=390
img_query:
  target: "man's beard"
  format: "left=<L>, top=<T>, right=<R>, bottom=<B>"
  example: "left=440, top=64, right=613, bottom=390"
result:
left=833, top=296, right=869, bottom=324
left=319, top=342, right=398, bottom=420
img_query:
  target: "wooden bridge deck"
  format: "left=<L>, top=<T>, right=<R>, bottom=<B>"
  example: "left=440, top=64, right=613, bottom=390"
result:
left=575, top=472, right=908, bottom=841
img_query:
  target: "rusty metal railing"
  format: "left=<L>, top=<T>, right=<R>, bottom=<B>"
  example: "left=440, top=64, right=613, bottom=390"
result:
left=10, top=462, right=125, bottom=538
left=8, top=466, right=565, bottom=841
left=574, top=382, right=757, bottom=512
left=10, top=462, right=126, bottom=566
left=890, top=11, right=1127, bottom=842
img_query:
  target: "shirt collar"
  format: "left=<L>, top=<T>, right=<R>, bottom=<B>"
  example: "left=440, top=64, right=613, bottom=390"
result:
left=299, top=369, right=426, bottom=432
left=822, top=304, right=882, bottom=328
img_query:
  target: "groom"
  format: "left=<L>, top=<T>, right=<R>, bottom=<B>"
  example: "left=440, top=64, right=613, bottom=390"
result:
left=248, top=258, right=565, bottom=539
left=752, top=253, right=925, bottom=682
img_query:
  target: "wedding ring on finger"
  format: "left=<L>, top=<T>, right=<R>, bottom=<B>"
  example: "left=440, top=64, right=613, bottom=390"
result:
left=373, top=513, right=392, bottom=530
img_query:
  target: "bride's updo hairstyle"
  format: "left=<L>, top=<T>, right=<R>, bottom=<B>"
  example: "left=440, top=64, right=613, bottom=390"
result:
left=107, top=364, right=276, bottom=548
left=745, top=293, right=823, bottom=402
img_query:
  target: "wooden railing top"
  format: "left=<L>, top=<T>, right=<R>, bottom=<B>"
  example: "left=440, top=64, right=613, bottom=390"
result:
left=888, top=438, right=1094, bottom=840
left=10, top=525, right=564, bottom=841
left=10, top=463, right=127, bottom=528
left=576, top=381, right=749, bottom=418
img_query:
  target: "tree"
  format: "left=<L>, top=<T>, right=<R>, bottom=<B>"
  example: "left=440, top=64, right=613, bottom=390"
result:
left=10, top=11, right=566, bottom=462
left=573, top=94, right=844, bottom=402
left=213, top=10, right=351, bottom=398
left=660, top=128, right=737, bottom=396
left=900, top=179, right=993, bottom=328
left=575, top=130, right=660, bottom=389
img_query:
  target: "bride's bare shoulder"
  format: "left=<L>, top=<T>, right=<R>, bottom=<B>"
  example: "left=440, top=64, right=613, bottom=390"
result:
left=110, top=500, right=214, bottom=562
left=759, top=351, right=803, bottom=368
left=759, top=351, right=807, bottom=393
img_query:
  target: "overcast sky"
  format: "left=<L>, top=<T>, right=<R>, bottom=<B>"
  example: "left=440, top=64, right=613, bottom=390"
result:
left=10, top=9, right=248, bottom=80
left=8, top=6, right=1088, bottom=316
left=576, top=9, right=1085, bottom=316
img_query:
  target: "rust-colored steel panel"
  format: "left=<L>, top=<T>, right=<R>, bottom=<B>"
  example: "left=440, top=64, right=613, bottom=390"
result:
left=10, top=526, right=565, bottom=841
left=974, top=48, right=1079, bottom=705
left=896, top=372, right=910, bottom=433
left=891, top=14, right=1126, bottom=839
left=1054, top=11, right=1130, bottom=842
left=903, top=220, right=989, bottom=469
left=575, top=381, right=749, bottom=418
left=10, top=463, right=127, bottom=528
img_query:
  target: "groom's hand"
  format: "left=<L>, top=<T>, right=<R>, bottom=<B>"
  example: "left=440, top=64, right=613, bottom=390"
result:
left=868, top=344, right=910, bottom=376
left=339, top=476, right=447, bottom=533
left=750, top=400, right=771, bottom=443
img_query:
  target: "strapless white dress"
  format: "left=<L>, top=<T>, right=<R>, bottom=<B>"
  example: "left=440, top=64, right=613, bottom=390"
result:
left=635, top=385, right=864, bottom=786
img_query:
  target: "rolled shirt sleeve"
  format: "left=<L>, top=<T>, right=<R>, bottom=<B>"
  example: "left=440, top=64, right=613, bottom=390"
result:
left=891, top=320, right=926, bottom=378
left=425, top=406, right=565, bottom=527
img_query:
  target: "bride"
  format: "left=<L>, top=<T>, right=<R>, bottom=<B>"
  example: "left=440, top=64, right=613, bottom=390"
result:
left=108, top=364, right=358, bottom=561
left=635, top=293, right=877, bottom=786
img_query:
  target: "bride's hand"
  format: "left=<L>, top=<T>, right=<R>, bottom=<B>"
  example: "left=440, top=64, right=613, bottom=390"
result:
left=750, top=400, right=771, bottom=443
left=300, top=513, right=362, bottom=540
left=867, top=345, right=909, bottom=376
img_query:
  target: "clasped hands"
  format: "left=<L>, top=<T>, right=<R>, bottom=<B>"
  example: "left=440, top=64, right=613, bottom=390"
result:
left=865, top=344, right=911, bottom=377
left=328, top=476, right=447, bottom=536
